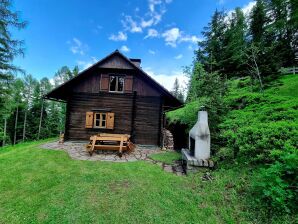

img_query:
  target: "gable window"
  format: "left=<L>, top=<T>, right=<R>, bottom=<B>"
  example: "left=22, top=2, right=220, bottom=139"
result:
left=94, top=113, right=106, bottom=128
left=109, top=75, right=124, bottom=92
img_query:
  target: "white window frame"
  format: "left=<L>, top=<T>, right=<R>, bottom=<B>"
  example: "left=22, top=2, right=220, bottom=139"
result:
left=93, top=113, right=107, bottom=128
left=109, top=75, right=125, bottom=93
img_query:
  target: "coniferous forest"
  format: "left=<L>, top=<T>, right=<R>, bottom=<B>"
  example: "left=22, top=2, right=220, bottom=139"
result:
left=0, top=0, right=80, bottom=145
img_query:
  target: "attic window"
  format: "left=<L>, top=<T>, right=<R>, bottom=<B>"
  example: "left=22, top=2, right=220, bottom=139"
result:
left=109, top=75, right=124, bottom=92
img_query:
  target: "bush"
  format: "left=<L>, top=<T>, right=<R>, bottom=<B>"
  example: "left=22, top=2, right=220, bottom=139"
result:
left=219, top=92, right=298, bottom=163
left=252, top=143, right=298, bottom=213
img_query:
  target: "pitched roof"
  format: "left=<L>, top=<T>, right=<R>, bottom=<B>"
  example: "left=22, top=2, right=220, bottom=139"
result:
left=45, top=50, right=182, bottom=106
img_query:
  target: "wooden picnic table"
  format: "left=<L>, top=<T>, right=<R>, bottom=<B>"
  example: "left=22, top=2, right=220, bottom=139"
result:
left=86, top=133, right=135, bottom=156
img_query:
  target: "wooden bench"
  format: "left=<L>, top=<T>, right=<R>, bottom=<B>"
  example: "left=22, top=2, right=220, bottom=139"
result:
left=86, top=133, right=135, bottom=156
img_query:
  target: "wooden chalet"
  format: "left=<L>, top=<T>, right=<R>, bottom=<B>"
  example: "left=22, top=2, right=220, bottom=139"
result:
left=45, top=50, right=182, bottom=145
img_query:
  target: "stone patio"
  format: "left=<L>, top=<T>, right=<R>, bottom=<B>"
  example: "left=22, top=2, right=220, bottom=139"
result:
left=40, top=141, right=185, bottom=175
left=41, top=141, right=161, bottom=162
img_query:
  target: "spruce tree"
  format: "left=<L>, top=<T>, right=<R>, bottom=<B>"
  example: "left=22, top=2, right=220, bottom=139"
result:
left=0, top=0, right=26, bottom=144
left=221, top=7, right=247, bottom=77
left=196, top=9, right=226, bottom=73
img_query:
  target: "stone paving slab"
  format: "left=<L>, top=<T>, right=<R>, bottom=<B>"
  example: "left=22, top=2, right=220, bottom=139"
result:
left=40, top=141, right=186, bottom=175
left=40, top=141, right=162, bottom=162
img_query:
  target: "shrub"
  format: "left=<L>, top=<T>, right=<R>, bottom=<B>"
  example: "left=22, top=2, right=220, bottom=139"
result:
left=219, top=92, right=298, bottom=163
left=252, top=143, right=298, bottom=213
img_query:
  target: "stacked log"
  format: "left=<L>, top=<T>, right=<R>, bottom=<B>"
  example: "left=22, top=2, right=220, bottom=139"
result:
left=163, top=128, right=174, bottom=151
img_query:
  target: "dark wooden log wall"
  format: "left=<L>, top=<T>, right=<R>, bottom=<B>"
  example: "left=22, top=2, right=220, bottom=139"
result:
left=65, top=92, right=162, bottom=145
left=65, top=92, right=133, bottom=140
left=133, top=96, right=161, bottom=145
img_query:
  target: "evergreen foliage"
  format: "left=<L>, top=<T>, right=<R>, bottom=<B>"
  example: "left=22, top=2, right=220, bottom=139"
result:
left=0, top=65, right=79, bottom=145
left=196, top=0, right=297, bottom=82
left=167, top=0, right=297, bottom=215
left=170, top=78, right=184, bottom=102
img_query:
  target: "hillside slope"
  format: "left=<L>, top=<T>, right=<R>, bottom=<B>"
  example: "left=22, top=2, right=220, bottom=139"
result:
left=167, top=74, right=298, bottom=219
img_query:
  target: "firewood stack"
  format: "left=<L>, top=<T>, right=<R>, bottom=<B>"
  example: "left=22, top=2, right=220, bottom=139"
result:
left=163, top=128, right=174, bottom=151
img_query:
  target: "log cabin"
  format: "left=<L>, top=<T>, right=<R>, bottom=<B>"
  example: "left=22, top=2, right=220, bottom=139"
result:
left=45, top=50, right=182, bottom=146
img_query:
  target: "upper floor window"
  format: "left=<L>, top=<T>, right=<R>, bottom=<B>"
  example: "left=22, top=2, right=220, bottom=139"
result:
left=109, top=75, right=124, bottom=92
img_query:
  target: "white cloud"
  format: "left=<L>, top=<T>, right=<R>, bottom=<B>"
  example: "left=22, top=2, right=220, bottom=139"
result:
left=148, top=0, right=162, bottom=13
left=49, top=78, right=55, bottom=85
left=109, top=31, right=127, bottom=41
left=110, top=0, right=173, bottom=41
left=226, top=1, right=256, bottom=21
left=121, top=15, right=142, bottom=33
left=162, top=27, right=201, bottom=47
left=218, top=0, right=225, bottom=5
left=120, top=45, right=130, bottom=52
left=148, top=49, right=156, bottom=54
left=180, top=35, right=201, bottom=44
left=242, top=1, right=256, bottom=15
left=162, top=27, right=181, bottom=47
left=144, top=28, right=159, bottom=39
left=143, top=67, right=189, bottom=92
left=68, top=38, right=88, bottom=55
left=141, top=18, right=155, bottom=28
left=77, top=57, right=98, bottom=70
left=174, top=54, right=183, bottom=59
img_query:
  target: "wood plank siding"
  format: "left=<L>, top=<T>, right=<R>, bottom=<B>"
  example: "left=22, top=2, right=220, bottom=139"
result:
left=65, top=92, right=162, bottom=145
left=45, top=50, right=182, bottom=146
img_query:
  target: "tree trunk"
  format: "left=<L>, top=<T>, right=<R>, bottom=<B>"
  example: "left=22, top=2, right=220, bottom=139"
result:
left=3, top=118, right=7, bottom=146
left=37, top=100, right=44, bottom=140
left=22, top=109, right=27, bottom=142
left=252, top=54, right=264, bottom=93
left=13, top=106, right=19, bottom=145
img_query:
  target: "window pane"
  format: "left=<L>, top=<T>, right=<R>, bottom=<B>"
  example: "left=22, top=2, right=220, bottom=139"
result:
left=95, top=114, right=100, bottom=120
left=101, top=121, right=106, bottom=127
left=101, top=114, right=106, bottom=121
left=118, top=77, right=124, bottom=92
left=96, top=120, right=100, bottom=126
left=110, top=76, right=116, bottom=91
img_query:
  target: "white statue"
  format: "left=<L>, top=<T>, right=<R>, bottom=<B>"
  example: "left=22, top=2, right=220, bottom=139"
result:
left=189, top=108, right=210, bottom=160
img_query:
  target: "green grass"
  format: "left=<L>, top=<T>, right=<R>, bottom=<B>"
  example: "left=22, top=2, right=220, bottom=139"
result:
left=165, top=74, right=298, bottom=222
left=149, top=151, right=181, bottom=165
left=267, top=74, right=298, bottom=98
left=0, top=140, right=256, bottom=224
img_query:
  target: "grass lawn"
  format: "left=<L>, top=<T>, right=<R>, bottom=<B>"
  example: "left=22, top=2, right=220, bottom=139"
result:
left=149, top=151, right=181, bottom=165
left=0, top=140, right=254, bottom=224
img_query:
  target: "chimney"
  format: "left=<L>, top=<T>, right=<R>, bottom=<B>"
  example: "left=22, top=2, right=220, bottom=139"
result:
left=130, top=58, right=141, bottom=68
left=188, top=107, right=210, bottom=160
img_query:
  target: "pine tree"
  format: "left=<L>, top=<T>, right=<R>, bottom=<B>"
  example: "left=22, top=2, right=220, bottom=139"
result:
left=196, top=9, right=226, bottom=73
left=170, top=78, right=184, bottom=102
left=221, top=7, right=247, bottom=77
left=265, top=0, right=295, bottom=67
left=21, top=74, right=37, bottom=141
left=0, top=0, right=26, bottom=145
left=250, top=0, right=266, bottom=43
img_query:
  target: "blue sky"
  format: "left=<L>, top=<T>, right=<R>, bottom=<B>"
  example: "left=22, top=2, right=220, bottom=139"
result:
left=12, top=0, right=255, bottom=90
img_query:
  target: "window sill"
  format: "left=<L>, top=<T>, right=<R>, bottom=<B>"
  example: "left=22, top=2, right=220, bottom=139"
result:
left=109, top=91, right=124, bottom=94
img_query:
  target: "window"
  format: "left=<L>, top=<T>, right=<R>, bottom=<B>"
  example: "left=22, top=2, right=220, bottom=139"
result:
left=109, top=75, right=124, bottom=92
left=86, top=112, right=114, bottom=129
left=93, top=113, right=106, bottom=128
